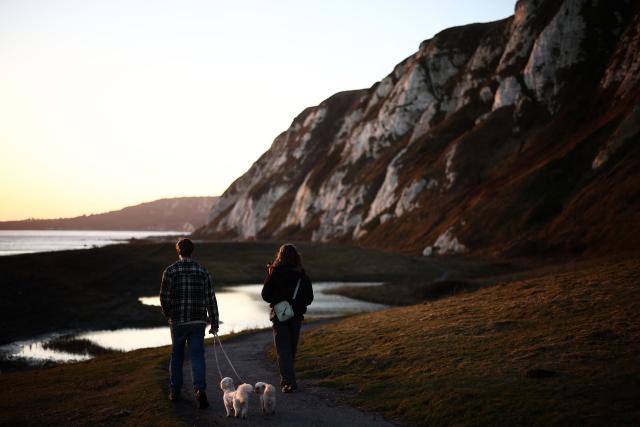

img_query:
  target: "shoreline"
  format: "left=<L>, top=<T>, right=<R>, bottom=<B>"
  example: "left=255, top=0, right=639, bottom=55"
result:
left=0, top=229, right=184, bottom=257
left=0, top=281, right=388, bottom=370
left=0, top=240, right=463, bottom=347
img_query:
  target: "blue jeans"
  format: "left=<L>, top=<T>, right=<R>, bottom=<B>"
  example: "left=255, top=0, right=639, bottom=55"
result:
left=170, top=322, right=206, bottom=392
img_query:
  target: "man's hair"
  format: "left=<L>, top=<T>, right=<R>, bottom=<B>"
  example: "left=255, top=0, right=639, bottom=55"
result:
left=176, top=238, right=194, bottom=257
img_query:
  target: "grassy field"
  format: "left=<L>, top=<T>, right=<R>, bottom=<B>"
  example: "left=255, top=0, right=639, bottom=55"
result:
left=1, top=248, right=637, bottom=426
left=0, top=343, right=179, bottom=426
left=296, top=256, right=640, bottom=426
left=0, top=240, right=458, bottom=345
left=0, top=332, right=258, bottom=427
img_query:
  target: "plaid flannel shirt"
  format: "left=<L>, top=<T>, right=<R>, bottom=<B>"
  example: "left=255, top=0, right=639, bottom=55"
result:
left=160, top=258, right=219, bottom=327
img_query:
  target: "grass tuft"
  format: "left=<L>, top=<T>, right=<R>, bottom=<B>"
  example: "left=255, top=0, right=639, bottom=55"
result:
left=43, top=335, right=120, bottom=356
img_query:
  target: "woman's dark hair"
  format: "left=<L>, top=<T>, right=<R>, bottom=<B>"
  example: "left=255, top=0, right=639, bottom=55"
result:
left=271, top=243, right=302, bottom=269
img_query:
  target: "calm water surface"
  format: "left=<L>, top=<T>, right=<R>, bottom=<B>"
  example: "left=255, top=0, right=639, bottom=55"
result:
left=0, top=282, right=386, bottom=364
left=0, top=230, right=183, bottom=256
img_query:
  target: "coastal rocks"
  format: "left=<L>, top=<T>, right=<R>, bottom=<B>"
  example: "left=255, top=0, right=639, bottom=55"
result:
left=421, top=44, right=468, bottom=99
left=444, top=143, right=458, bottom=190
left=479, top=87, right=494, bottom=103
left=215, top=185, right=288, bottom=238
left=409, top=103, right=439, bottom=143
left=523, top=0, right=588, bottom=112
left=283, top=174, right=316, bottom=228
left=422, top=228, right=468, bottom=256
left=365, top=148, right=406, bottom=222
left=493, top=76, right=523, bottom=110
left=344, top=63, right=434, bottom=164
left=313, top=184, right=366, bottom=242
left=497, top=0, right=546, bottom=74
left=394, top=179, right=436, bottom=217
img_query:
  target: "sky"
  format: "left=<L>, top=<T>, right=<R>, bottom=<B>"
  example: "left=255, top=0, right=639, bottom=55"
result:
left=0, top=0, right=515, bottom=221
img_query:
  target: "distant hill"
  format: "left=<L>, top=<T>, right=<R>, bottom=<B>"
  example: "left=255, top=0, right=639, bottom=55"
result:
left=0, top=197, right=218, bottom=232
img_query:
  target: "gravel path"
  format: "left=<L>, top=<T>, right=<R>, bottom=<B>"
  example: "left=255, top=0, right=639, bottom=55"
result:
left=172, top=322, right=399, bottom=427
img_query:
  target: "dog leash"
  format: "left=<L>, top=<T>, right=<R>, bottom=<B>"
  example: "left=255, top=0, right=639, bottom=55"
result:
left=212, top=332, right=245, bottom=384
left=212, top=334, right=224, bottom=381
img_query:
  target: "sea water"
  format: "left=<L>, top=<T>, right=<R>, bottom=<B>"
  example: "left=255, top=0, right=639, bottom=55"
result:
left=0, top=230, right=183, bottom=256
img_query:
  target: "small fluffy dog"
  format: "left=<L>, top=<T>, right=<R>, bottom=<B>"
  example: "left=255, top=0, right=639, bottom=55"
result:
left=254, top=382, right=276, bottom=415
left=220, top=377, right=236, bottom=417
left=233, top=383, right=254, bottom=419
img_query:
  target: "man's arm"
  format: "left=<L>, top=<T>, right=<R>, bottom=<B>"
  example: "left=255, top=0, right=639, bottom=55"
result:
left=159, top=268, right=173, bottom=321
left=205, top=272, right=219, bottom=334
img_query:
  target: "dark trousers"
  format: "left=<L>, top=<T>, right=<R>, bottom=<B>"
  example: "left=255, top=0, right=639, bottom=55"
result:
left=170, top=323, right=206, bottom=392
left=272, top=318, right=302, bottom=387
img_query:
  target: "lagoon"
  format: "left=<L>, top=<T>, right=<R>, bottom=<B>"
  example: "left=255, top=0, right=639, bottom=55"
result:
left=0, top=282, right=387, bottom=364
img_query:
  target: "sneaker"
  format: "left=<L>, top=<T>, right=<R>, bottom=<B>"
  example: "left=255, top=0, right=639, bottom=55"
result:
left=168, top=390, right=180, bottom=402
left=195, top=390, right=209, bottom=409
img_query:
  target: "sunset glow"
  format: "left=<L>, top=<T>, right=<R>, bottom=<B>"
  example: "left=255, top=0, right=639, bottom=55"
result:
left=0, top=0, right=514, bottom=221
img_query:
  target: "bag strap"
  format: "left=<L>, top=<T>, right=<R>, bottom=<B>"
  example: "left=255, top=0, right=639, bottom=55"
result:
left=292, top=278, right=301, bottom=300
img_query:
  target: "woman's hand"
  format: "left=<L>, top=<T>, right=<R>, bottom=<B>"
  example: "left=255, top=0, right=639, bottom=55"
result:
left=266, top=263, right=274, bottom=275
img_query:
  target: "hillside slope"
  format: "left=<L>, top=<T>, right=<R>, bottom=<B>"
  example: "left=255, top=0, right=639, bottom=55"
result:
left=199, top=0, right=640, bottom=257
left=297, top=256, right=640, bottom=426
left=0, top=197, right=217, bottom=232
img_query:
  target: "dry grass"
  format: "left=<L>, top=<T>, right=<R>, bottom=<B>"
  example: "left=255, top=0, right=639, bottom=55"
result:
left=327, top=280, right=479, bottom=306
left=0, top=346, right=179, bottom=427
left=2, top=255, right=637, bottom=426
left=0, top=332, right=259, bottom=426
left=296, top=256, right=640, bottom=426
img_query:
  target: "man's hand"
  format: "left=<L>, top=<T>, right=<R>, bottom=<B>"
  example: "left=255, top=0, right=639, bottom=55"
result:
left=209, top=324, right=218, bottom=335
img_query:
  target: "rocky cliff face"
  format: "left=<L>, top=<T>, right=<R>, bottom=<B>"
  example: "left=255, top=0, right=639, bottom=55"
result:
left=200, top=0, right=640, bottom=257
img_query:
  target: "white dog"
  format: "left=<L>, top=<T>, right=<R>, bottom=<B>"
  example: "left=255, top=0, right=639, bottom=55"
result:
left=220, top=377, right=236, bottom=417
left=233, top=383, right=254, bottom=419
left=254, top=382, right=276, bottom=415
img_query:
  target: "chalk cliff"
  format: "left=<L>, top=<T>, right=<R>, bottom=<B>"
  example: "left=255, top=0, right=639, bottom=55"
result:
left=200, top=0, right=640, bottom=257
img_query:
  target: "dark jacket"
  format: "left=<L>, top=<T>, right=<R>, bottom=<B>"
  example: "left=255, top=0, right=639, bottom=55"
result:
left=261, top=265, right=313, bottom=321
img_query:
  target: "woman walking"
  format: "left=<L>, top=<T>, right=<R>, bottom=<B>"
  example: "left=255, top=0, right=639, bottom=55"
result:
left=262, top=243, right=313, bottom=393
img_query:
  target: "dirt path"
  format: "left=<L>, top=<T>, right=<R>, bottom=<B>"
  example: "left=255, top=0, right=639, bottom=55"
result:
left=173, top=322, right=399, bottom=427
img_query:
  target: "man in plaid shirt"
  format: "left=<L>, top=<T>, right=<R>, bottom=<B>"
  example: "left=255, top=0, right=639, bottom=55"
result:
left=160, top=238, right=219, bottom=409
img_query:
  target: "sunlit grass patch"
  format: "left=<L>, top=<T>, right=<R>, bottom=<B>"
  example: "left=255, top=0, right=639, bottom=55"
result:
left=297, top=257, right=640, bottom=426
